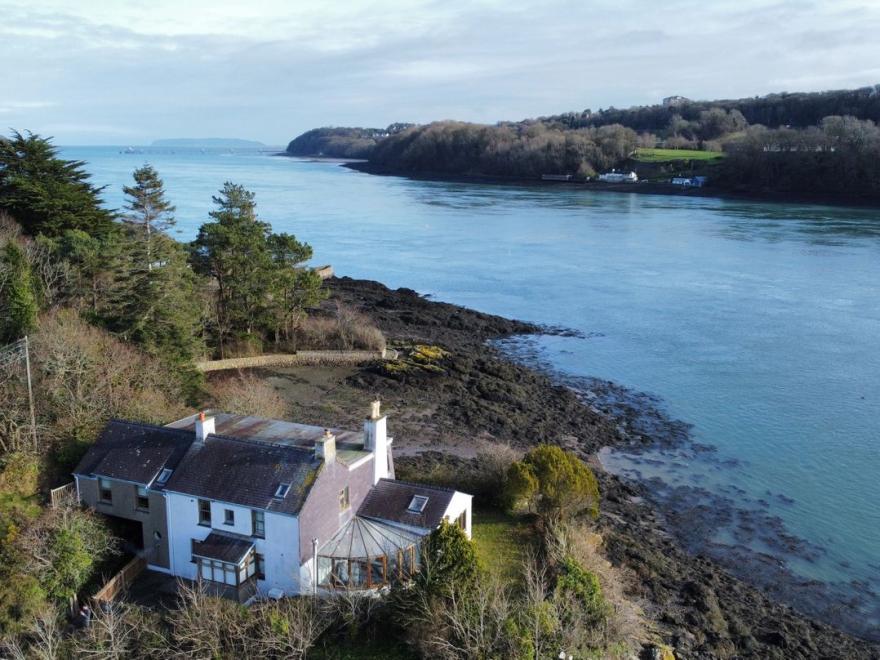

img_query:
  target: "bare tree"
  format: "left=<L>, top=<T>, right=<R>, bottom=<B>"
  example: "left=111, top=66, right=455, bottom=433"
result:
left=326, top=589, right=383, bottom=639
left=27, top=610, right=65, bottom=660
left=210, top=373, right=288, bottom=419
left=251, top=597, right=332, bottom=659
left=522, top=550, right=557, bottom=660
left=412, top=575, right=512, bottom=659
left=72, top=602, right=137, bottom=660
left=170, top=580, right=248, bottom=659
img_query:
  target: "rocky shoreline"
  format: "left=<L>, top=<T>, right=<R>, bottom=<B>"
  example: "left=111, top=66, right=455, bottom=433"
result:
left=340, top=160, right=880, bottom=209
left=247, top=277, right=878, bottom=659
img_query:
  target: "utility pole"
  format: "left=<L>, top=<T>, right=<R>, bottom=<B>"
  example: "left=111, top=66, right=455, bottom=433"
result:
left=23, top=335, right=37, bottom=449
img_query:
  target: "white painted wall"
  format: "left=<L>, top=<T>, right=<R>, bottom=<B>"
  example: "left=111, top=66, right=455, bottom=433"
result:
left=166, top=492, right=204, bottom=581
left=363, top=415, right=389, bottom=484
left=443, top=492, right=473, bottom=539
left=165, top=491, right=303, bottom=595
left=261, top=511, right=300, bottom=594
left=209, top=500, right=252, bottom=536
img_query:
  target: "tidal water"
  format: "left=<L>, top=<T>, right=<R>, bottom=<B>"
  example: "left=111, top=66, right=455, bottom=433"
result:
left=63, top=146, right=880, bottom=635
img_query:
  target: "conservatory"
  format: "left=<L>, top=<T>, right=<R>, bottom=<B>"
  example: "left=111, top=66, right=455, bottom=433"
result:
left=316, top=516, right=424, bottom=590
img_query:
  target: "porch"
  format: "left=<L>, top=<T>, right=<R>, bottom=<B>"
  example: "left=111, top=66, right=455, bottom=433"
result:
left=192, top=532, right=260, bottom=603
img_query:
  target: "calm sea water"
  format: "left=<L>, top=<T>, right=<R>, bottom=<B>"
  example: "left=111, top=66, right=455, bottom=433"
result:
left=63, top=146, right=880, bottom=630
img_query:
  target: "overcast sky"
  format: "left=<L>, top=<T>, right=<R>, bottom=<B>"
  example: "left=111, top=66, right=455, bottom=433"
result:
left=2, top=0, right=879, bottom=145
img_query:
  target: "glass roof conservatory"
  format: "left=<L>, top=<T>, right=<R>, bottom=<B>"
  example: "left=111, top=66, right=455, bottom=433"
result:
left=317, top=516, right=424, bottom=589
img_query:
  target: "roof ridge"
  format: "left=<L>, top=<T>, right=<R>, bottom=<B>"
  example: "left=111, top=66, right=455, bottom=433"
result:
left=378, top=477, right=456, bottom=493
left=206, top=432, right=318, bottom=456
left=109, top=418, right=195, bottom=438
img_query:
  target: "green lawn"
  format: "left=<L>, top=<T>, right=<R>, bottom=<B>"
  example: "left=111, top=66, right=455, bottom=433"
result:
left=472, top=507, right=536, bottom=583
left=634, top=147, right=724, bottom=162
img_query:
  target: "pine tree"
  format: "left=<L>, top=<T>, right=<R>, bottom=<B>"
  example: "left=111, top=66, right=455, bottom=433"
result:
left=266, top=233, right=324, bottom=343
left=191, top=182, right=324, bottom=356
left=122, top=165, right=176, bottom=270
left=0, top=131, right=115, bottom=238
left=190, top=183, right=275, bottom=356
left=101, top=170, right=204, bottom=388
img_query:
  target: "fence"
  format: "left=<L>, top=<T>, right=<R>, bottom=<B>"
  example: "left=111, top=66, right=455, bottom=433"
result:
left=91, top=556, right=147, bottom=604
left=50, top=482, right=77, bottom=508
left=196, top=349, right=387, bottom=372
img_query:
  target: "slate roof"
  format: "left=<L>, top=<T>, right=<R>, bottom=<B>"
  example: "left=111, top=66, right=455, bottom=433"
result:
left=165, top=412, right=371, bottom=466
left=163, top=435, right=320, bottom=516
left=358, top=479, right=456, bottom=530
left=93, top=446, right=175, bottom=484
left=192, top=532, right=254, bottom=564
left=73, top=420, right=195, bottom=485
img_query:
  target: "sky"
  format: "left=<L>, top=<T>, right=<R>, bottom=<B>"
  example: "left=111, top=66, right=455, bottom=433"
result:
left=2, top=0, right=880, bottom=145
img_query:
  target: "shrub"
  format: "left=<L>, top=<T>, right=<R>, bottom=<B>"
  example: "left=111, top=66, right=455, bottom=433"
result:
left=210, top=374, right=288, bottom=419
left=0, top=452, right=40, bottom=499
left=543, top=520, right=646, bottom=656
left=16, top=506, right=119, bottom=602
left=0, top=241, right=38, bottom=343
left=0, top=574, right=47, bottom=636
left=504, top=445, right=599, bottom=521
left=555, top=555, right=608, bottom=625
left=418, top=520, right=479, bottom=597
left=291, top=303, right=385, bottom=352
left=251, top=598, right=332, bottom=658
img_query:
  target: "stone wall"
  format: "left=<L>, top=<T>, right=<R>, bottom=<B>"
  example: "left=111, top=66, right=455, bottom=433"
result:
left=196, top=350, right=385, bottom=373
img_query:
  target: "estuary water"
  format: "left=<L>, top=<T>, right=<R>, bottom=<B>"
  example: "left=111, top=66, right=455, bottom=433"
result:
left=63, top=146, right=880, bottom=635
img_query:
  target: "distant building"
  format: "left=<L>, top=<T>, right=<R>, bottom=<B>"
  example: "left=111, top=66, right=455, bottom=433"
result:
left=541, top=174, right=573, bottom=181
left=671, top=176, right=707, bottom=187
left=663, top=95, right=691, bottom=107
left=598, top=170, right=638, bottom=183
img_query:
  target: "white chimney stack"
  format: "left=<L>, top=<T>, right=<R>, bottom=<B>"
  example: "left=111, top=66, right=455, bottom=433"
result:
left=364, top=400, right=389, bottom=484
left=195, top=411, right=215, bottom=443
left=316, top=429, right=336, bottom=464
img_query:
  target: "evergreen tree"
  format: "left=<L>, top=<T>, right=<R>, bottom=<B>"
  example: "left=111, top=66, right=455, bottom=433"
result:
left=191, top=183, right=273, bottom=355
left=107, top=230, right=204, bottom=364
left=191, top=182, right=322, bottom=356
left=122, top=164, right=176, bottom=270
left=504, top=445, right=600, bottom=521
left=54, top=229, right=107, bottom=314
left=0, top=241, right=38, bottom=342
left=0, top=131, right=115, bottom=238
left=418, top=520, right=479, bottom=597
left=266, top=233, right=325, bottom=343
left=102, top=170, right=205, bottom=386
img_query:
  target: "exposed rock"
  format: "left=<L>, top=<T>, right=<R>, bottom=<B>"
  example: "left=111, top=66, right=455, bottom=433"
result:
left=257, top=277, right=880, bottom=659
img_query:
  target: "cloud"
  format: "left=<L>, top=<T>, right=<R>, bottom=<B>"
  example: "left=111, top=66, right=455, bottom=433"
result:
left=1, top=0, right=878, bottom=144
left=0, top=100, right=56, bottom=113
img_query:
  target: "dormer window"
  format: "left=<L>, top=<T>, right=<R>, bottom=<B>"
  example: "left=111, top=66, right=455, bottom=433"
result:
left=274, top=483, right=290, bottom=499
left=407, top=495, right=429, bottom=513
left=156, top=468, right=172, bottom=485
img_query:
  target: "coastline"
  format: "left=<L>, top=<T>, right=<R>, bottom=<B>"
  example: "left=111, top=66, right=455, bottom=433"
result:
left=243, top=277, right=878, bottom=658
left=337, top=159, right=880, bottom=210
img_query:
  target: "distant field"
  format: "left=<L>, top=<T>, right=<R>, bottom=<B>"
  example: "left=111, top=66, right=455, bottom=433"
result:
left=634, top=147, right=724, bottom=162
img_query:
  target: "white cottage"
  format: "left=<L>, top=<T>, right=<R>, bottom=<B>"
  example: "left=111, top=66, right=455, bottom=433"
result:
left=73, top=403, right=472, bottom=601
